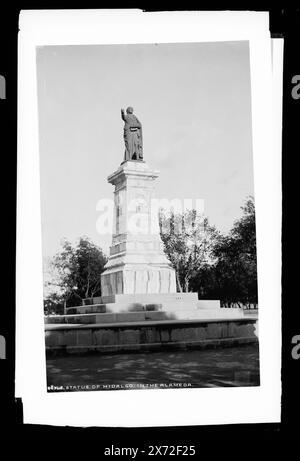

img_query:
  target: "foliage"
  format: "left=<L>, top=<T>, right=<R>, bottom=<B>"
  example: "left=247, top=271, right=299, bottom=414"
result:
left=190, top=196, right=258, bottom=307
left=44, top=292, right=64, bottom=316
left=159, top=209, right=219, bottom=292
left=212, top=196, right=257, bottom=307
left=159, top=197, right=257, bottom=306
left=44, top=237, right=107, bottom=313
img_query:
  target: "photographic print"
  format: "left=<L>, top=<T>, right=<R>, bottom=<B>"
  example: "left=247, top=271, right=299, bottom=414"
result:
left=37, top=40, right=259, bottom=393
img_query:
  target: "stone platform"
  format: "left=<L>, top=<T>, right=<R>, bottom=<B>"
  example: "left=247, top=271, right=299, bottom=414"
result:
left=44, top=291, right=255, bottom=353
left=46, top=295, right=244, bottom=325
left=69, top=293, right=220, bottom=312
left=84, top=292, right=200, bottom=305
left=44, top=293, right=257, bottom=354
left=45, top=307, right=245, bottom=325
left=45, top=318, right=258, bottom=355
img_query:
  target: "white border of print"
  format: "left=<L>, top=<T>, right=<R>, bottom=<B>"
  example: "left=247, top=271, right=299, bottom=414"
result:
left=16, top=10, right=281, bottom=427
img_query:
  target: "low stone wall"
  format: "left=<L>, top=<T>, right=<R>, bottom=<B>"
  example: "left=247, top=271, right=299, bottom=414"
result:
left=45, top=318, right=258, bottom=355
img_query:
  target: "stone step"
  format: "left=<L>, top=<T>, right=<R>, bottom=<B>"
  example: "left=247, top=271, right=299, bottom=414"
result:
left=45, top=308, right=244, bottom=325
left=197, top=300, right=220, bottom=309
left=67, top=303, right=163, bottom=315
left=67, top=299, right=221, bottom=315
left=83, top=292, right=199, bottom=305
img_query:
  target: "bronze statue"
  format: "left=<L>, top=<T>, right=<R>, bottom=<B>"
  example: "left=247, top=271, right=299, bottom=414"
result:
left=121, top=107, right=143, bottom=161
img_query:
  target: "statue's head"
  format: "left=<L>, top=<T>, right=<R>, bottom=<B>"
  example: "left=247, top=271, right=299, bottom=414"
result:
left=126, top=106, right=134, bottom=114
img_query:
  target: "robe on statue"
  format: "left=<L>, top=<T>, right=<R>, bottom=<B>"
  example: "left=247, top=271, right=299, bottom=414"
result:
left=122, top=113, right=143, bottom=161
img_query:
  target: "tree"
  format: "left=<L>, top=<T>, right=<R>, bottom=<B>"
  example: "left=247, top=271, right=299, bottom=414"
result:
left=45, top=237, right=107, bottom=312
left=44, top=292, right=64, bottom=316
left=159, top=209, right=218, bottom=292
left=161, top=197, right=258, bottom=307
left=210, top=196, right=258, bottom=307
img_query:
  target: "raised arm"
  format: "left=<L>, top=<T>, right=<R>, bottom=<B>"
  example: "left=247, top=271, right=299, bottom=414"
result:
left=121, top=108, right=126, bottom=122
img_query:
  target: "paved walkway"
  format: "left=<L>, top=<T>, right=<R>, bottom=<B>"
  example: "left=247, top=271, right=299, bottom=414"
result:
left=47, top=344, right=259, bottom=391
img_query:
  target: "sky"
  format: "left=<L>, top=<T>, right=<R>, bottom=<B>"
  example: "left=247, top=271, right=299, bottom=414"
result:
left=36, top=41, right=254, bottom=259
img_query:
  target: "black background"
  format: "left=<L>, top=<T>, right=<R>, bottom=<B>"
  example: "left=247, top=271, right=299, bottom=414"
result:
left=0, top=3, right=298, bottom=446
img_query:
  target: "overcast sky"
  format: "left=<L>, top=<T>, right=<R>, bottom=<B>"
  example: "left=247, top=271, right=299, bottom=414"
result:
left=37, top=41, right=253, bottom=258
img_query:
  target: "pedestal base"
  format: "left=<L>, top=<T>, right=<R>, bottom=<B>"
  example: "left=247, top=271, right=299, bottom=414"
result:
left=101, top=266, right=176, bottom=297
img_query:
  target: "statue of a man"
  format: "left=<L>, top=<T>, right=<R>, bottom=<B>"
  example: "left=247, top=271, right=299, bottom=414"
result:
left=121, top=107, right=143, bottom=161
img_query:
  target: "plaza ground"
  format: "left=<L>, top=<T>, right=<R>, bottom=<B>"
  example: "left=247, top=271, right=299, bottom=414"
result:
left=46, top=343, right=259, bottom=391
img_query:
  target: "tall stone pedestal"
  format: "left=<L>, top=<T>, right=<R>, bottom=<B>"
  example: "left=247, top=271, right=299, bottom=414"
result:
left=100, top=160, right=176, bottom=296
